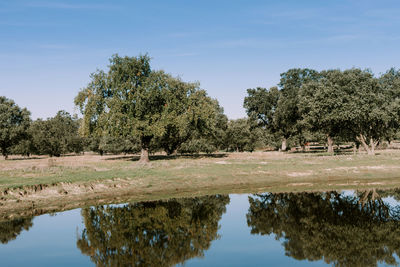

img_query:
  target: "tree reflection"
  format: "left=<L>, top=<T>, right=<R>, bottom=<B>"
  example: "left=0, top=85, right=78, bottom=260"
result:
left=247, top=190, right=400, bottom=266
left=0, top=217, right=33, bottom=244
left=77, top=194, right=229, bottom=266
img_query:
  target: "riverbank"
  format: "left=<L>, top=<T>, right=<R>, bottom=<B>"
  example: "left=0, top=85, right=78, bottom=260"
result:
left=1, top=150, right=400, bottom=219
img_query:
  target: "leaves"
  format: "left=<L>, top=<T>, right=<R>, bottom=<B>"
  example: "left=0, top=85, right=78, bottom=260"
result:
left=0, top=96, right=31, bottom=158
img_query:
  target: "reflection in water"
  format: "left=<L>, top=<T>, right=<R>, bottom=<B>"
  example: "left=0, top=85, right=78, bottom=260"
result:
left=77, top=194, right=229, bottom=266
left=0, top=217, right=33, bottom=244
left=247, top=190, right=400, bottom=266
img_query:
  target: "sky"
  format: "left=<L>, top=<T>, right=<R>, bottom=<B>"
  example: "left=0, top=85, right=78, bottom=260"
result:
left=1, top=0, right=400, bottom=120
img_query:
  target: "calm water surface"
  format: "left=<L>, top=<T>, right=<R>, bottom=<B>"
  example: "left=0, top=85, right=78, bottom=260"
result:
left=1, top=190, right=400, bottom=266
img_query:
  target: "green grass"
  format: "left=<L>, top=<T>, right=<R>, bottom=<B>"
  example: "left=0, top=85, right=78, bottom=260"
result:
left=1, top=151, right=400, bottom=219
left=1, top=151, right=400, bottom=192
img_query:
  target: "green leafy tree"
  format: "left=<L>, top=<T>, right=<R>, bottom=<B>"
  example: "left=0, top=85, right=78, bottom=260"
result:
left=30, top=110, right=82, bottom=157
left=224, top=118, right=264, bottom=152
left=299, top=70, right=348, bottom=153
left=98, top=136, right=140, bottom=154
left=247, top=190, right=400, bottom=266
left=155, top=91, right=225, bottom=155
left=177, top=101, right=228, bottom=154
left=300, top=69, right=400, bottom=154
left=274, top=69, right=319, bottom=150
left=244, top=86, right=280, bottom=149
left=75, top=54, right=222, bottom=162
left=77, top=195, right=229, bottom=266
left=0, top=97, right=31, bottom=159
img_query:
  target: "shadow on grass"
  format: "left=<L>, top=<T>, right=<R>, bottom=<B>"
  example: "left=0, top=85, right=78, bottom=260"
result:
left=105, top=153, right=228, bottom=162
left=7, top=156, right=43, bottom=161
left=290, top=149, right=356, bottom=156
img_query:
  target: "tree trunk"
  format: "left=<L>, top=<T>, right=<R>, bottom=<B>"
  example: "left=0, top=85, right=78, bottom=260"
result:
left=281, top=138, right=287, bottom=151
left=356, top=134, right=376, bottom=155
left=139, top=148, right=150, bottom=163
left=327, top=136, right=334, bottom=153
left=370, top=137, right=376, bottom=155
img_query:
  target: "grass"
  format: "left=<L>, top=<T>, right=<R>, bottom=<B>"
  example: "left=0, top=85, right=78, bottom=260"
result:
left=1, top=150, right=400, bottom=219
left=1, top=150, right=400, bottom=192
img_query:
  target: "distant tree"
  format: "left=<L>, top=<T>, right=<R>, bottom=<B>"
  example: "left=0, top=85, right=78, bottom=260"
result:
left=176, top=101, right=228, bottom=154
left=299, top=70, right=347, bottom=153
left=30, top=110, right=82, bottom=157
left=0, top=97, right=31, bottom=159
left=273, top=69, right=319, bottom=150
left=337, top=69, right=399, bottom=155
left=244, top=86, right=280, bottom=148
left=98, top=136, right=140, bottom=154
left=75, top=54, right=223, bottom=162
left=11, top=139, right=36, bottom=157
left=225, top=118, right=263, bottom=152
left=77, top=195, right=229, bottom=266
left=300, top=68, right=400, bottom=155
left=155, top=92, right=226, bottom=155
left=379, top=68, right=400, bottom=142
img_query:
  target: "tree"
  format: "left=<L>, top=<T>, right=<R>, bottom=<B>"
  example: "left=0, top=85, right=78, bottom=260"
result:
left=273, top=69, right=319, bottom=150
left=247, top=190, right=400, bottom=266
left=224, top=118, right=264, bottom=152
left=299, top=70, right=347, bottom=153
left=77, top=195, right=229, bottom=266
left=155, top=91, right=226, bottom=155
left=176, top=100, right=228, bottom=154
left=0, top=97, right=31, bottom=159
left=244, top=86, right=280, bottom=148
left=30, top=110, right=82, bottom=157
left=335, top=69, right=398, bottom=155
left=98, top=135, right=140, bottom=154
left=75, top=54, right=222, bottom=162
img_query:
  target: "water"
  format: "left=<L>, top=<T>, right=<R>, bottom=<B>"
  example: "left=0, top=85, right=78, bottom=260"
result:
left=1, top=189, right=400, bottom=266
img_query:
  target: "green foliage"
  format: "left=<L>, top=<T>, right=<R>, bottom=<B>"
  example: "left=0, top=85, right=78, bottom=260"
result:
left=224, top=118, right=264, bottom=152
left=75, top=54, right=224, bottom=161
left=98, top=136, right=140, bottom=154
left=0, top=96, right=31, bottom=159
left=77, top=195, right=229, bottom=266
left=247, top=190, right=400, bottom=266
left=300, top=69, right=400, bottom=154
left=244, top=86, right=279, bottom=129
left=30, top=110, right=83, bottom=157
left=246, top=67, right=400, bottom=154
left=11, top=139, right=35, bottom=157
left=178, top=137, right=217, bottom=154
left=274, top=68, right=320, bottom=140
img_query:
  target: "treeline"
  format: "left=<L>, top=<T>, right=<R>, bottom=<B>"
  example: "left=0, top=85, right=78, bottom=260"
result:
left=245, top=68, right=400, bottom=155
left=1, top=54, right=400, bottom=160
left=0, top=95, right=266, bottom=159
left=0, top=102, right=84, bottom=159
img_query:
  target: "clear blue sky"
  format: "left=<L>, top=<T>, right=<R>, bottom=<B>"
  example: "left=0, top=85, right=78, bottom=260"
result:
left=1, top=0, right=400, bottom=120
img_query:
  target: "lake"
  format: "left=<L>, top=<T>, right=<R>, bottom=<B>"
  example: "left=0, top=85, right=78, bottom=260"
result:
left=1, top=189, right=400, bottom=266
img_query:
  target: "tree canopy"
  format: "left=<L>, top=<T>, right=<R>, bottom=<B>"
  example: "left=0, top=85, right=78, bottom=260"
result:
left=75, top=54, right=223, bottom=162
left=29, top=110, right=83, bottom=157
left=245, top=67, right=400, bottom=154
left=0, top=96, right=31, bottom=159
